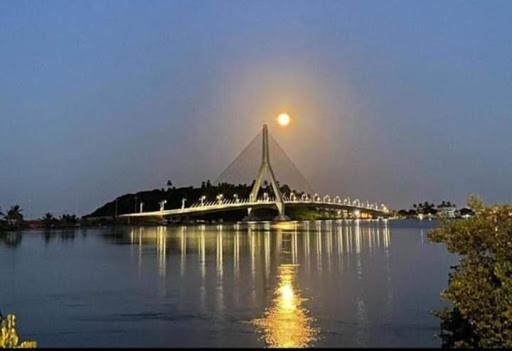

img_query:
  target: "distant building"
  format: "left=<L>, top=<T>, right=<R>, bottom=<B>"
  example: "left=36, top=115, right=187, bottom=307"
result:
left=459, top=207, right=475, bottom=219
left=437, top=205, right=457, bottom=218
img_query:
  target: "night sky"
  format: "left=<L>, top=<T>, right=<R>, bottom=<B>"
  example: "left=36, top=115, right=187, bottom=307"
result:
left=1, top=1, right=512, bottom=218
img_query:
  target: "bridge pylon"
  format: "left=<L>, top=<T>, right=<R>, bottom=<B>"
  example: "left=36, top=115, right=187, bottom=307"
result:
left=246, top=124, right=289, bottom=221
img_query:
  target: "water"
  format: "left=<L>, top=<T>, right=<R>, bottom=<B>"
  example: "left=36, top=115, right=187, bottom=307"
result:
left=0, top=220, right=455, bottom=348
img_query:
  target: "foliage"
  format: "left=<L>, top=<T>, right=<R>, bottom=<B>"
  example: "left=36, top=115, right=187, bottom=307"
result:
left=413, top=201, right=437, bottom=215
left=428, top=194, right=512, bottom=348
left=0, top=205, right=24, bottom=231
left=42, top=213, right=57, bottom=228
left=60, top=213, right=79, bottom=225
left=0, top=314, right=37, bottom=348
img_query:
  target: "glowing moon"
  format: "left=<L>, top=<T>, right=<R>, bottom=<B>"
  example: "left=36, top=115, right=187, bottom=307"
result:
left=277, top=113, right=291, bottom=127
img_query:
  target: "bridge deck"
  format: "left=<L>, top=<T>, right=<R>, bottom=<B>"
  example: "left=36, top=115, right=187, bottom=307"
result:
left=119, top=200, right=388, bottom=218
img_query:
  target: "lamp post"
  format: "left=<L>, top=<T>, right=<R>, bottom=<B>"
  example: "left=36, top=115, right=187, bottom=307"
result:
left=139, top=202, right=144, bottom=213
left=234, top=194, right=239, bottom=203
left=181, top=198, right=187, bottom=209
left=200, top=195, right=206, bottom=206
left=159, top=200, right=167, bottom=212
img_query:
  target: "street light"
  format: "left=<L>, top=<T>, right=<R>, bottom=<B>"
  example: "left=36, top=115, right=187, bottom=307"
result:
left=233, top=194, right=239, bottom=203
left=200, top=195, right=206, bottom=206
left=159, top=200, right=167, bottom=211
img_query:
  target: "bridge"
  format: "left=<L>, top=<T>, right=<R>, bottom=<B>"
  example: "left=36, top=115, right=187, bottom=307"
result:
left=120, top=124, right=389, bottom=221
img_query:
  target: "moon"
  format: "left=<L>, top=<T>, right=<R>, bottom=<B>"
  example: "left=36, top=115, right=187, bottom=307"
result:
left=277, top=113, right=291, bottom=127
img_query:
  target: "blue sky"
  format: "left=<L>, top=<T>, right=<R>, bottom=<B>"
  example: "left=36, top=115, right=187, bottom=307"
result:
left=1, top=0, right=512, bottom=217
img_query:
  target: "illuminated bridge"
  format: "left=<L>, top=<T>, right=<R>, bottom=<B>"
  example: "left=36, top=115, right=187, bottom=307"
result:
left=120, top=124, right=389, bottom=221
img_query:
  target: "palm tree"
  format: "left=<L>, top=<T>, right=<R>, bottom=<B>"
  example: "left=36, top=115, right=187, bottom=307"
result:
left=6, top=205, right=23, bottom=229
left=60, top=214, right=78, bottom=226
left=42, top=213, right=56, bottom=228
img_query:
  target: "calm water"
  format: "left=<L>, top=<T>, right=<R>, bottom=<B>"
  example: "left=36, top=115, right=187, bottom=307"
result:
left=0, top=220, right=455, bottom=348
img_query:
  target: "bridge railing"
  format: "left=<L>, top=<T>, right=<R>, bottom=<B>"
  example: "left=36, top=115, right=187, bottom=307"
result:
left=131, top=194, right=389, bottom=217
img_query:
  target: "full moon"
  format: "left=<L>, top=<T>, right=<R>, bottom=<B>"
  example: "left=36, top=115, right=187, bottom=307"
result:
left=277, top=113, right=291, bottom=127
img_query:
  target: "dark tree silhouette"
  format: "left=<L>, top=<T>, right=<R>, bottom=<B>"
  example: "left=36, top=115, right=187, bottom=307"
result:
left=5, top=205, right=24, bottom=229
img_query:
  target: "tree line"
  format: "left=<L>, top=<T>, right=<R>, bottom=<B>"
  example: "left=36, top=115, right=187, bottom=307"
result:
left=0, top=205, right=80, bottom=231
left=396, top=200, right=475, bottom=218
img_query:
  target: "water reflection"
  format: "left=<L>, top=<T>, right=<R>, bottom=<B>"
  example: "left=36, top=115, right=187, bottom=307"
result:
left=252, top=264, right=318, bottom=348
left=110, top=220, right=393, bottom=347
left=0, top=220, right=455, bottom=348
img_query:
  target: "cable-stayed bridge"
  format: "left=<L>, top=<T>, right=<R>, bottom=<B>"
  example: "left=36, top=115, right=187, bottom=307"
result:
left=120, top=124, right=389, bottom=221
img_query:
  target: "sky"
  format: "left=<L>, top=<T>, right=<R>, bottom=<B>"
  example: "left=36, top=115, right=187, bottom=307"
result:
left=1, top=0, right=512, bottom=218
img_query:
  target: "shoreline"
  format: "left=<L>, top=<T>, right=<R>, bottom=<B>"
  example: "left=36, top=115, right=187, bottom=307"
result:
left=0, top=217, right=440, bottom=234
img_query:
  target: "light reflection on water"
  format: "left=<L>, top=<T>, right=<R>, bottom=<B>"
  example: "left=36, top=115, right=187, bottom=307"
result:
left=0, top=219, right=452, bottom=348
left=252, top=264, right=318, bottom=348
left=125, top=219, right=391, bottom=348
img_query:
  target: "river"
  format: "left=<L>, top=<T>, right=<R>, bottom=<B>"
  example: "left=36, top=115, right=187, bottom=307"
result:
left=0, top=219, right=454, bottom=347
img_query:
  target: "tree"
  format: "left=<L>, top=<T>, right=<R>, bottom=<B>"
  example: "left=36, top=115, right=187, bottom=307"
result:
left=60, top=214, right=78, bottom=226
left=5, top=205, right=23, bottom=229
left=42, top=213, right=57, bottom=228
left=428, top=194, right=512, bottom=347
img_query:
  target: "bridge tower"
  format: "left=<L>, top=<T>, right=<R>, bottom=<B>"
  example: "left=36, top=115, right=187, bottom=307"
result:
left=247, top=124, right=289, bottom=221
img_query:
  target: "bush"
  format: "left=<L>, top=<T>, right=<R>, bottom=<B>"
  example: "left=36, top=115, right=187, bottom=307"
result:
left=428, top=195, right=512, bottom=347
